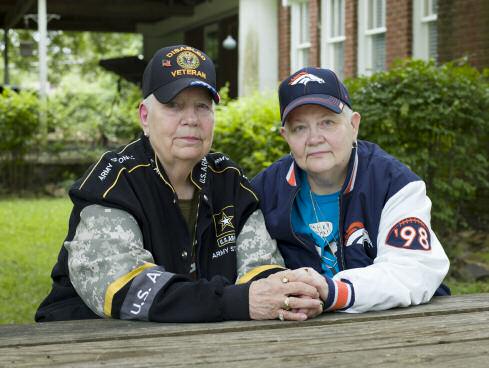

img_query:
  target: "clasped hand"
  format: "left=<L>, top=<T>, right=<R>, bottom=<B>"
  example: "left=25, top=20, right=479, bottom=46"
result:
left=249, top=267, right=329, bottom=321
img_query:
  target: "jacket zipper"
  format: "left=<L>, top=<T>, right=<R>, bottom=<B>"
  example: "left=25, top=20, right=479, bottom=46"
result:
left=192, top=197, right=201, bottom=279
left=289, top=187, right=308, bottom=248
left=338, top=194, right=346, bottom=271
left=288, top=187, right=321, bottom=259
left=154, top=153, right=200, bottom=275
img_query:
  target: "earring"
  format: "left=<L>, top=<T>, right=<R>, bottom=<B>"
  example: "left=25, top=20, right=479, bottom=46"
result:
left=144, top=131, right=149, bottom=137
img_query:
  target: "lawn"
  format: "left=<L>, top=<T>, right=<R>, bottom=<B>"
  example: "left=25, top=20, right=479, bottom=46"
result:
left=0, top=197, right=72, bottom=324
left=0, top=198, right=488, bottom=325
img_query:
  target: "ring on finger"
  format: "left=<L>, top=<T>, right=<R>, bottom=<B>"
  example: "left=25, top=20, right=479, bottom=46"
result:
left=278, top=310, right=285, bottom=321
left=281, top=276, right=289, bottom=284
left=282, top=296, right=291, bottom=311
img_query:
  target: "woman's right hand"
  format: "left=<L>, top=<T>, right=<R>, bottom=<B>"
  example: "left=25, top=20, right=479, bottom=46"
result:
left=248, top=270, right=324, bottom=321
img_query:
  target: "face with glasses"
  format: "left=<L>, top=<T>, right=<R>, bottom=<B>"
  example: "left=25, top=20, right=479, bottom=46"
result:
left=280, top=104, right=360, bottom=190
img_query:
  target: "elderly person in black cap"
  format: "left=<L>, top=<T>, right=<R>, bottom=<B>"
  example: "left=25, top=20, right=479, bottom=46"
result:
left=35, top=46, right=324, bottom=323
left=252, top=67, right=450, bottom=314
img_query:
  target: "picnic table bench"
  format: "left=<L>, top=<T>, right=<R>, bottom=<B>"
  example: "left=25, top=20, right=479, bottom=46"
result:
left=1, top=293, right=488, bottom=367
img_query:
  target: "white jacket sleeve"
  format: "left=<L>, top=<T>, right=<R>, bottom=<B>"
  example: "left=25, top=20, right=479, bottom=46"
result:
left=333, top=181, right=450, bottom=313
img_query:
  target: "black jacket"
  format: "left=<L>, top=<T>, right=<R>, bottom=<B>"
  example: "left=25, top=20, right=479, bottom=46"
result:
left=36, top=135, right=281, bottom=322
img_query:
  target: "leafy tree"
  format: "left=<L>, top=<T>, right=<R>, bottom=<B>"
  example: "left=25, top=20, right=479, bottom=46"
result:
left=1, top=29, right=142, bottom=87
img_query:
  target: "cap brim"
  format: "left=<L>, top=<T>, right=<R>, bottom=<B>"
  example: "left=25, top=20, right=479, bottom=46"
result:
left=153, top=78, right=220, bottom=104
left=281, top=94, right=344, bottom=125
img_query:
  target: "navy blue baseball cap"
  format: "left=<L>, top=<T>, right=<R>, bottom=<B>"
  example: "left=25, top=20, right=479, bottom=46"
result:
left=279, top=67, right=351, bottom=125
left=142, top=45, right=220, bottom=104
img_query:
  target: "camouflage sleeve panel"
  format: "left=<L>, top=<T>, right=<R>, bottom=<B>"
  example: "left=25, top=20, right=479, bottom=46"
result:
left=65, top=205, right=175, bottom=319
left=235, top=209, right=285, bottom=284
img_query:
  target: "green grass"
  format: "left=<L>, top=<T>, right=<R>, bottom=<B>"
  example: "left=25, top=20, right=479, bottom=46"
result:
left=0, top=197, right=72, bottom=324
left=0, top=198, right=488, bottom=325
left=446, top=279, right=489, bottom=295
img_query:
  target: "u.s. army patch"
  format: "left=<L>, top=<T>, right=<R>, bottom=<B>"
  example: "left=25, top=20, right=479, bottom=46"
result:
left=212, top=206, right=236, bottom=248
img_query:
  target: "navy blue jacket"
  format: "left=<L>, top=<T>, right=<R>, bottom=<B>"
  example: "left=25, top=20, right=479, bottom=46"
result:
left=252, top=140, right=450, bottom=312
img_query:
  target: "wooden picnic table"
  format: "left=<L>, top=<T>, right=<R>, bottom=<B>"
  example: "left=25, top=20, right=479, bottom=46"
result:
left=1, top=293, right=488, bottom=367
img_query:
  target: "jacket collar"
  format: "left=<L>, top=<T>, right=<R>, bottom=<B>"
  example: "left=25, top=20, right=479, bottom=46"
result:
left=141, top=133, right=209, bottom=193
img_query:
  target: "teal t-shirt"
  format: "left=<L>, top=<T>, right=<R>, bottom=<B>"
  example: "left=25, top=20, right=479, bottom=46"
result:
left=291, top=171, right=340, bottom=278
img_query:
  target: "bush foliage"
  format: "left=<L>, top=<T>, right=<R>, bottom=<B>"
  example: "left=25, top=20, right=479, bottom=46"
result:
left=213, top=86, right=288, bottom=177
left=0, top=88, right=40, bottom=158
left=346, top=60, right=489, bottom=231
left=47, top=74, right=140, bottom=148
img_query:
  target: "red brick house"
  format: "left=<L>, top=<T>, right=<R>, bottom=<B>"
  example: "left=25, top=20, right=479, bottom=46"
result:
left=279, top=0, right=489, bottom=81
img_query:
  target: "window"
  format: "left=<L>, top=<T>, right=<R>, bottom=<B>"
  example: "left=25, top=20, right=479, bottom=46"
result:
left=204, top=23, right=219, bottom=63
left=358, top=0, right=386, bottom=75
left=290, top=0, right=311, bottom=72
left=321, top=0, right=345, bottom=79
left=413, top=0, right=438, bottom=61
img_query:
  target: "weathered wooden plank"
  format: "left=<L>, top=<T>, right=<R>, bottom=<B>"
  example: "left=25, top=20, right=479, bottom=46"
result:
left=1, top=310, right=488, bottom=367
left=1, top=294, right=488, bottom=349
left=199, top=341, right=489, bottom=368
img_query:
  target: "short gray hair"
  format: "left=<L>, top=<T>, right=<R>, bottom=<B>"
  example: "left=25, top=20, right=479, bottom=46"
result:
left=142, top=94, right=155, bottom=111
left=342, top=105, right=353, bottom=123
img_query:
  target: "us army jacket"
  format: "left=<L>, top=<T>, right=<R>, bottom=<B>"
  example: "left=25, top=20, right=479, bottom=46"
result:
left=35, top=135, right=284, bottom=323
left=252, top=140, right=450, bottom=313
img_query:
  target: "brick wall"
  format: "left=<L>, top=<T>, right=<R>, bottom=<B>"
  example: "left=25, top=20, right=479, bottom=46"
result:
left=386, top=0, right=412, bottom=67
left=308, top=0, right=321, bottom=67
left=344, top=0, right=357, bottom=77
left=438, top=0, right=489, bottom=70
left=278, top=0, right=291, bottom=81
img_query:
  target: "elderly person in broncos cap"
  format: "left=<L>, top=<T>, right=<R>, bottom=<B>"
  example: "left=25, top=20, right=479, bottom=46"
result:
left=252, top=67, right=450, bottom=314
left=35, top=46, right=325, bottom=323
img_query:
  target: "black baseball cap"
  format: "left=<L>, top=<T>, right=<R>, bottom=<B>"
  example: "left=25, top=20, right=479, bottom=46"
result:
left=142, top=45, right=220, bottom=104
left=279, top=67, right=351, bottom=125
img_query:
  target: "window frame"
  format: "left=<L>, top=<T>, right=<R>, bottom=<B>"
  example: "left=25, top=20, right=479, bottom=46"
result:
left=412, top=0, right=438, bottom=61
left=357, top=0, right=386, bottom=75
left=289, top=0, right=311, bottom=72
left=321, top=0, right=346, bottom=79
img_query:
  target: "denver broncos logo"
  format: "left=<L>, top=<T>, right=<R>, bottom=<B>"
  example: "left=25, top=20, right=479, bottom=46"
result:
left=289, top=72, right=325, bottom=86
left=345, top=222, right=373, bottom=248
left=386, top=217, right=431, bottom=251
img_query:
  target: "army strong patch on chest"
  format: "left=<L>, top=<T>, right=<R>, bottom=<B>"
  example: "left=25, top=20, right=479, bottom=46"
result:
left=212, top=205, right=237, bottom=249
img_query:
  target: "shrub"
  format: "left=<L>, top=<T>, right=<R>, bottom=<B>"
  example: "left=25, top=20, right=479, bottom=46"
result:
left=0, top=88, right=41, bottom=159
left=346, top=59, right=489, bottom=232
left=213, top=88, right=288, bottom=177
left=47, top=74, right=140, bottom=149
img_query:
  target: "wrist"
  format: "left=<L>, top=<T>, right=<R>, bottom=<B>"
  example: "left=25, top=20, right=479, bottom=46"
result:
left=322, top=278, right=354, bottom=311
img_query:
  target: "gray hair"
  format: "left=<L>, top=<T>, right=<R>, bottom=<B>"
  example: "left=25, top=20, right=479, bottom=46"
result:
left=342, top=105, right=353, bottom=123
left=142, top=94, right=155, bottom=111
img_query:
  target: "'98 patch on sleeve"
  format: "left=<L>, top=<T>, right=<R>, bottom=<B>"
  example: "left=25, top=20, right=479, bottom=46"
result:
left=386, top=217, right=431, bottom=250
